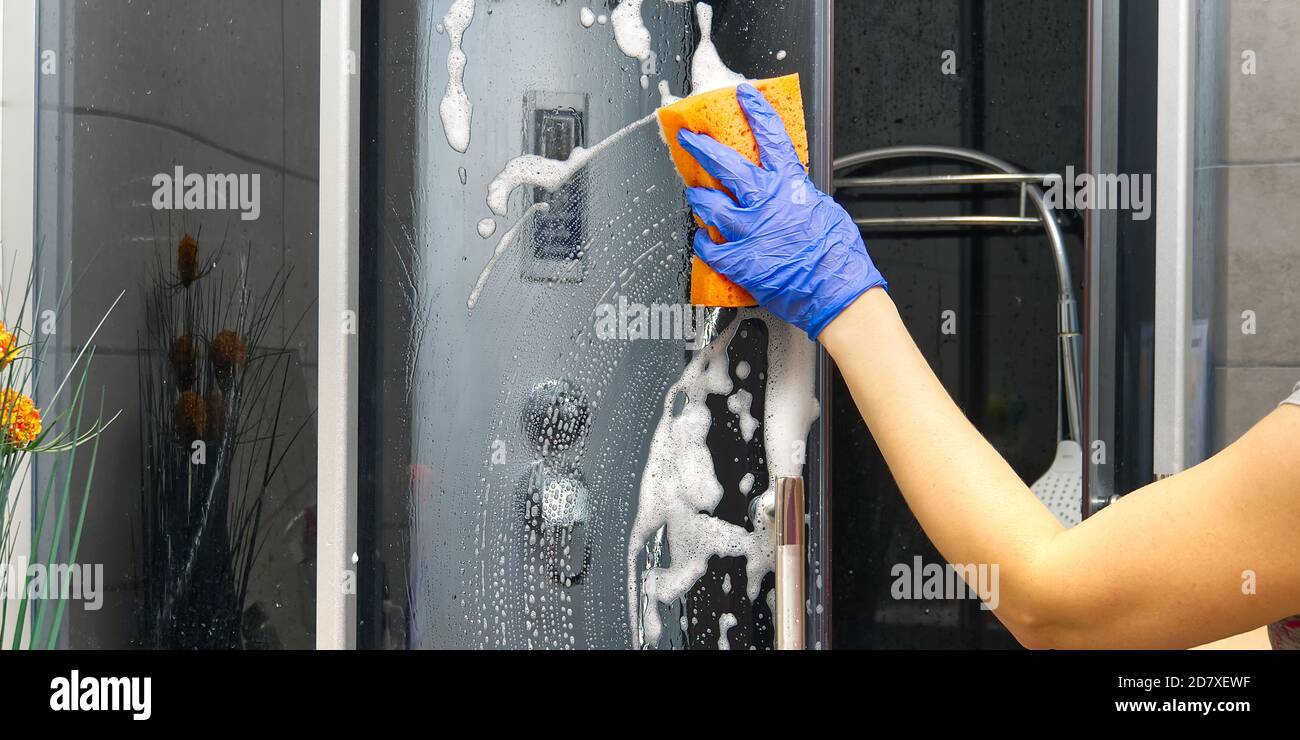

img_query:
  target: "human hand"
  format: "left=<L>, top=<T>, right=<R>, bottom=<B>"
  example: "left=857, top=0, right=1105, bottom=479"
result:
left=677, top=83, right=887, bottom=340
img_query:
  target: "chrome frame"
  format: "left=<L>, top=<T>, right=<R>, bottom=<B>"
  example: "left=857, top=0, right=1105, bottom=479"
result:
left=774, top=476, right=805, bottom=650
left=317, top=0, right=361, bottom=650
left=806, top=0, right=834, bottom=651
left=1153, top=0, right=1198, bottom=478
left=1084, top=0, right=1123, bottom=513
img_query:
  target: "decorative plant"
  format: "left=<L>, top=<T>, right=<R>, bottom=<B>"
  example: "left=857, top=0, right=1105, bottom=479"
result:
left=136, top=229, right=313, bottom=649
left=0, top=256, right=120, bottom=650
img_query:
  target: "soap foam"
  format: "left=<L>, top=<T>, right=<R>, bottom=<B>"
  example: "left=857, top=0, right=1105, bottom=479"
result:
left=647, top=5, right=747, bottom=115
left=625, top=322, right=775, bottom=647
left=726, top=388, right=759, bottom=442
left=738, top=472, right=755, bottom=495
left=689, top=3, right=747, bottom=94
left=718, top=612, right=738, bottom=650
left=477, top=217, right=497, bottom=238
left=657, top=80, right=682, bottom=106
left=579, top=6, right=596, bottom=28
left=612, top=0, right=693, bottom=63
left=762, top=318, right=820, bottom=479
left=611, top=0, right=652, bottom=60
left=485, top=113, right=656, bottom=216
left=626, top=313, right=818, bottom=647
left=438, top=0, right=476, bottom=153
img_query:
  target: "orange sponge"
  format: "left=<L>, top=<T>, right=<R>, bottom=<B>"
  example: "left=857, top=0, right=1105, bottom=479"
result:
left=657, top=74, right=810, bottom=307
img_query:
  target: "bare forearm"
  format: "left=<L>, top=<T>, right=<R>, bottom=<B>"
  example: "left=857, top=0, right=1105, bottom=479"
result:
left=819, top=288, right=1300, bottom=648
left=670, top=83, right=1300, bottom=647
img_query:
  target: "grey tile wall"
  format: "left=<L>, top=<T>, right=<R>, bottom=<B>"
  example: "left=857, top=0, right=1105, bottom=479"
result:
left=1202, top=1, right=1300, bottom=451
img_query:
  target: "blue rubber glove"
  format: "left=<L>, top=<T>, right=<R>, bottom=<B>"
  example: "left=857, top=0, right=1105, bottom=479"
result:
left=678, top=83, right=887, bottom=340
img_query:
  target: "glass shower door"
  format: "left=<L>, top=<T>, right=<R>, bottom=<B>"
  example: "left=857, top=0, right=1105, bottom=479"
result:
left=358, top=0, right=831, bottom=649
left=16, top=0, right=320, bottom=649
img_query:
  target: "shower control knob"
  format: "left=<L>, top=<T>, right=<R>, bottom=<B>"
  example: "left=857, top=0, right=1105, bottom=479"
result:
left=539, top=468, right=590, bottom=530
left=520, top=378, right=590, bottom=454
left=515, top=462, right=594, bottom=587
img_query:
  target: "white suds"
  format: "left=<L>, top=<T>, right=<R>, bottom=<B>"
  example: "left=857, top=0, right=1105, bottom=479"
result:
left=467, top=203, right=549, bottom=309
left=718, top=613, right=737, bottom=650
left=438, top=0, right=476, bottom=153
left=579, top=6, right=596, bottom=28
left=689, top=3, right=747, bottom=94
left=626, top=321, right=774, bottom=647
left=776, top=49, right=788, bottom=60
left=612, top=0, right=692, bottom=62
left=761, top=319, right=820, bottom=479
left=611, top=0, right=652, bottom=60
left=486, top=112, right=656, bottom=216
left=726, top=388, right=759, bottom=442
left=722, top=573, right=733, bottom=594
left=658, top=80, right=682, bottom=106
left=476, top=218, right=497, bottom=238
left=597, top=14, right=608, bottom=25
left=640, top=74, right=650, bottom=89
left=738, top=473, right=755, bottom=495
left=734, top=360, right=751, bottom=380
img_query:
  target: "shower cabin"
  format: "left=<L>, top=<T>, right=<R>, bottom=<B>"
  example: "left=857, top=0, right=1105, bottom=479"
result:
left=354, top=0, right=833, bottom=649
left=351, top=0, right=1092, bottom=650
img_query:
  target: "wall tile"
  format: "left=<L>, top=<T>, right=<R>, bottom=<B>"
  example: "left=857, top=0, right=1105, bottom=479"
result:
left=1212, top=365, right=1300, bottom=451
left=1226, top=0, right=1300, bottom=163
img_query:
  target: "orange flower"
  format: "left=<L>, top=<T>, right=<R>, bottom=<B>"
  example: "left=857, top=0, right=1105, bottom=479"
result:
left=0, top=389, right=41, bottom=448
left=210, top=330, right=247, bottom=386
left=0, top=322, right=19, bottom=369
left=178, top=234, right=200, bottom=286
left=174, top=390, right=207, bottom=441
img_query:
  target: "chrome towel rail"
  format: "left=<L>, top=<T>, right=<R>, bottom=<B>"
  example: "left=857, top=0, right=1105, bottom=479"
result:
left=833, top=145, right=1082, bottom=445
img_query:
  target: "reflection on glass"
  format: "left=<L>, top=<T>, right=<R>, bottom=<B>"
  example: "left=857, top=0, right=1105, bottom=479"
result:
left=33, top=0, right=319, bottom=648
left=137, top=233, right=313, bottom=649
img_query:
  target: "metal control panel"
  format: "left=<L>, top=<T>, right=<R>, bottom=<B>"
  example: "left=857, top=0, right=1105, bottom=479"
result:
left=522, top=91, right=588, bottom=283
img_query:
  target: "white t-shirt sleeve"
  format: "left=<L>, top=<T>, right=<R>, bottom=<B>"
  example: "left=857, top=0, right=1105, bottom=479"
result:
left=1283, top=382, right=1300, bottom=408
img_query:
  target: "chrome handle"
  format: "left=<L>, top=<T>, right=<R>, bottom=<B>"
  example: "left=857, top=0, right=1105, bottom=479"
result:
left=774, top=476, right=805, bottom=650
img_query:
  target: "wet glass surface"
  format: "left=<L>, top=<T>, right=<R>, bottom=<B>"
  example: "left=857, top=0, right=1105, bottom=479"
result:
left=360, top=0, right=824, bottom=649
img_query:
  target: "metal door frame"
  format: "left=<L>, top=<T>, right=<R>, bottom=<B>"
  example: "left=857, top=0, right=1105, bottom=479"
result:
left=808, top=0, right=833, bottom=651
left=1152, top=0, right=1199, bottom=477
left=317, top=0, right=361, bottom=650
